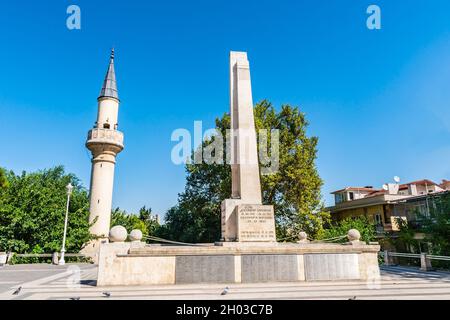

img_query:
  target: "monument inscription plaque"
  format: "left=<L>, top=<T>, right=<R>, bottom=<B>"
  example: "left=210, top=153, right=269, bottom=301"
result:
left=237, top=204, right=276, bottom=242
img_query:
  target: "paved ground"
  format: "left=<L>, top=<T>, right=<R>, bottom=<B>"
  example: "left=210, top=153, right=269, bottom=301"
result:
left=0, top=264, right=449, bottom=300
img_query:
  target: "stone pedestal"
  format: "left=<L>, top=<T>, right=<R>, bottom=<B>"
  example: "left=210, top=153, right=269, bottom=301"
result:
left=96, top=242, right=381, bottom=286
left=420, top=253, right=433, bottom=271
left=221, top=201, right=276, bottom=242
left=80, top=239, right=108, bottom=264
left=221, top=199, right=241, bottom=242
left=52, top=252, right=59, bottom=265
left=237, top=204, right=276, bottom=242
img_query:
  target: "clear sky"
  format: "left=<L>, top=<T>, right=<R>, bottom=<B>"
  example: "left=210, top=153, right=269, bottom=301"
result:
left=1, top=0, right=450, bottom=217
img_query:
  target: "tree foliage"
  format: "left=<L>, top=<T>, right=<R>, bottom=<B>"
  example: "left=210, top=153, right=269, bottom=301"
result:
left=0, top=165, right=160, bottom=253
left=319, top=217, right=376, bottom=244
left=0, top=166, right=92, bottom=253
left=390, top=217, right=420, bottom=253
left=161, top=100, right=329, bottom=243
left=421, top=192, right=450, bottom=256
left=110, top=206, right=160, bottom=237
left=0, top=167, right=8, bottom=189
left=391, top=192, right=450, bottom=257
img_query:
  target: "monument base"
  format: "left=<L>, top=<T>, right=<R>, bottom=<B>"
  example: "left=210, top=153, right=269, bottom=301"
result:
left=221, top=201, right=276, bottom=242
left=96, top=242, right=380, bottom=286
left=214, top=241, right=277, bottom=247
left=80, top=238, right=109, bottom=264
left=221, top=199, right=241, bottom=241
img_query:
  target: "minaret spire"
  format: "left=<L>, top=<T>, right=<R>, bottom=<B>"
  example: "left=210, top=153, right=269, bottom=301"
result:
left=98, top=48, right=119, bottom=101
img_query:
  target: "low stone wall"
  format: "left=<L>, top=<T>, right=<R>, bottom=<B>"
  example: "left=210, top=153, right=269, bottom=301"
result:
left=96, top=242, right=380, bottom=286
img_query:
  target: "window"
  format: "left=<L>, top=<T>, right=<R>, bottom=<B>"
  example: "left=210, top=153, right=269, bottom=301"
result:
left=415, top=203, right=429, bottom=219
left=348, top=192, right=354, bottom=200
left=383, top=204, right=390, bottom=223
left=103, top=123, right=110, bottom=129
left=374, top=214, right=382, bottom=226
left=335, top=193, right=344, bottom=204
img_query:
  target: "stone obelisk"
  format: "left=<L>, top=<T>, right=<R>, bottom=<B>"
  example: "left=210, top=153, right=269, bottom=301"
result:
left=220, top=52, right=276, bottom=243
left=229, top=52, right=262, bottom=203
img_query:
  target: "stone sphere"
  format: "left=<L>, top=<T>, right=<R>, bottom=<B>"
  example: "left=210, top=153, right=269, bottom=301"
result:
left=129, top=229, right=143, bottom=242
left=109, top=226, right=128, bottom=243
left=347, top=229, right=361, bottom=242
left=299, top=232, right=308, bottom=241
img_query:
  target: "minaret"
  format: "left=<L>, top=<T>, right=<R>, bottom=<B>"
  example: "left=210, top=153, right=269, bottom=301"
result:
left=86, top=49, right=124, bottom=243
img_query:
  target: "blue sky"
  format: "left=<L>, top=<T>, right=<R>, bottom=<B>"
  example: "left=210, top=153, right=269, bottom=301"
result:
left=1, top=0, right=450, bottom=217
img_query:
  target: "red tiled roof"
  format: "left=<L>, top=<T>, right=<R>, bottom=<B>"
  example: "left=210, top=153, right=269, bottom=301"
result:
left=440, top=180, right=450, bottom=188
left=399, top=179, right=438, bottom=189
left=364, top=190, right=388, bottom=197
left=332, top=179, right=443, bottom=194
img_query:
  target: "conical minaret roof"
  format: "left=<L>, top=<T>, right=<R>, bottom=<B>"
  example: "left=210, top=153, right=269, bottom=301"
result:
left=98, top=49, right=119, bottom=101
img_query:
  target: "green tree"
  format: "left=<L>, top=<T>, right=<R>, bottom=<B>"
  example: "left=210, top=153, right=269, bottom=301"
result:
left=320, top=217, right=376, bottom=244
left=390, top=217, right=420, bottom=253
left=421, top=192, right=450, bottom=256
left=111, top=206, right=160, bottom=239
left=161, top=100, right=329, bottom=243
left=138, top=206, right=160, bottom=236
left=390, top=193, right=450, bottom=257
left=0, top=167, right=8, bottom=188
left=0, top=166, right=91, bottom=253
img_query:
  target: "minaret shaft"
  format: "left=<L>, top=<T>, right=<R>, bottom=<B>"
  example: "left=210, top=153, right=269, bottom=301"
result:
left=85, top=50, right=124, bottom=245
left=88, top=153, right=116, bottom=237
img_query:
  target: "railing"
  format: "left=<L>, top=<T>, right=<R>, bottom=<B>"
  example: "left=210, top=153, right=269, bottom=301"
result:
left=382, top=250, right=450, bottom=271
left=14, top=253, right=54, bottom=258
left=376, top=226, right=385, bottom=234
left=86, top=128, right=124, bottom=148
left=387, top=252, right=421, bottom=259
left=2, top=252, right=88, bottom=265
left=427, top=255, right=450, bottom=261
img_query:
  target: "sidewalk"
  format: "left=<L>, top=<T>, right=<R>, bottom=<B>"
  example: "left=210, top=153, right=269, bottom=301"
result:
left=1, top=264, right=449, bottom=300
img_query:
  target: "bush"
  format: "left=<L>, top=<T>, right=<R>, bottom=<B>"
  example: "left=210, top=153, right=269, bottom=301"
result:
left=319, top=216, right=376, bottom=244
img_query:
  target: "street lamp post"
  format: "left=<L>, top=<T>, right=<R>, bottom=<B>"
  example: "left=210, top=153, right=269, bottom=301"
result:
left=59, top=183, right=73, bottom=266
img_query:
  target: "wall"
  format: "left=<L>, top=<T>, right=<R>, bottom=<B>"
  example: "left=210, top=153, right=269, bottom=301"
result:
left=332, top=204, right=385, bottom=224
left=97, top=242, right=380, bottom=286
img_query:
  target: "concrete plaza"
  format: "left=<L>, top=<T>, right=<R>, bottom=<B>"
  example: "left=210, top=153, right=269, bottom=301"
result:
left=0, top=264, right=449, bottom=300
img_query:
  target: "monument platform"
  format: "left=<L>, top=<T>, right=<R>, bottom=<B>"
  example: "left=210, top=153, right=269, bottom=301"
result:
left=95, top=51, right=381, bottom=287
left=96, top=241, right=380, bottom=286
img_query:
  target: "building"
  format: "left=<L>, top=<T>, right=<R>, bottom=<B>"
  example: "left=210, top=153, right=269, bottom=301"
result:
left=326, top=179, right=450, bottom=249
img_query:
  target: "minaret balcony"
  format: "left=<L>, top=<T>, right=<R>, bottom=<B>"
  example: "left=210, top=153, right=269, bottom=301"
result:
left=86, top=128, right=124, bottom=150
